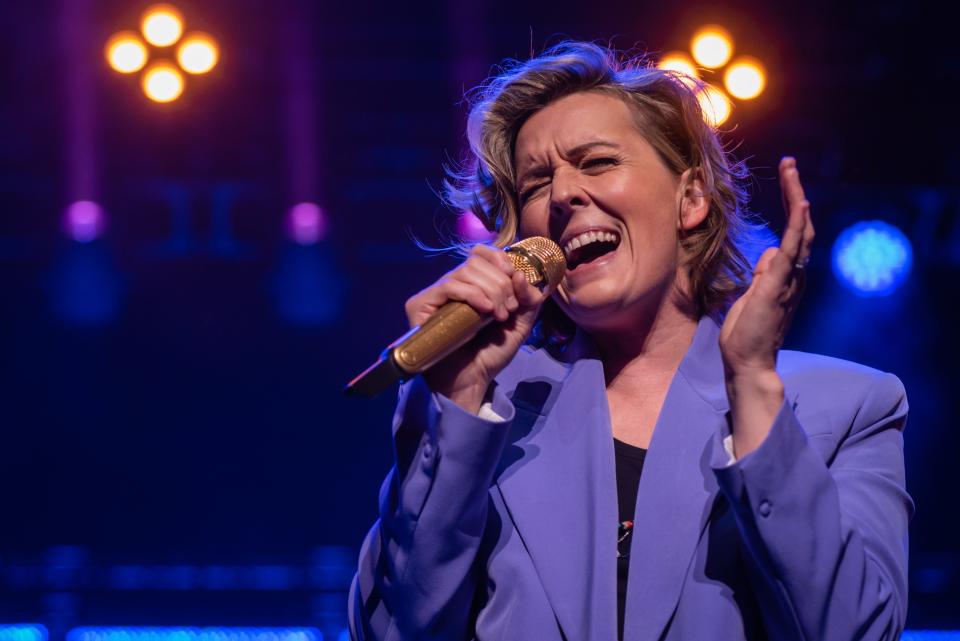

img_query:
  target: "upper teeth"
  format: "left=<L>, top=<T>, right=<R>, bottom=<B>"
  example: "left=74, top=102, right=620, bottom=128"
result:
left=563, top=230, right=619, bottom=258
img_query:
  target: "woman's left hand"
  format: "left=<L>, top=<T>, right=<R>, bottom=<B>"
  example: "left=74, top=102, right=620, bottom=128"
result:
left=719, top=156, right=815, bottom=457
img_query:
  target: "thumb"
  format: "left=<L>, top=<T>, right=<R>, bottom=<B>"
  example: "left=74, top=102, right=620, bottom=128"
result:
left=754, top=247, right=779, bottom=275
left=510, top=269, right=550, bottom=330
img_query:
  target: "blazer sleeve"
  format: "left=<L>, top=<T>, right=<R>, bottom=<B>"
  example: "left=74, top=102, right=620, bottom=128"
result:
left=348, top=375, right=515, bottom=641
left=712, top=371, right=914, bottom=641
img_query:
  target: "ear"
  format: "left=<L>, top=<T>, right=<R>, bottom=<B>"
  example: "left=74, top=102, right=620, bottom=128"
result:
left=676, top=167, right=710, bottom=232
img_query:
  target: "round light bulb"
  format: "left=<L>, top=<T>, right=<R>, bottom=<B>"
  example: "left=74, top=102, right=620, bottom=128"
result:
left=656, top=51, right=700, bottom=87
left=177, top=33, right=219, bottom=74
left=142, top=63, right=185, bottom=103
left=691, top=25, right=733, bottom=69
left=724, top=57, right=767, bottom=100
left=141, top=4, right=184, bottom=47
left=697, top=85, right=732, bottom=126
left=105, top=32, right=148, bottom=73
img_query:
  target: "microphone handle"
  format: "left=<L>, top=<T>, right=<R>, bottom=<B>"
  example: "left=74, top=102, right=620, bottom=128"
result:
left=344, top=301, right=492, bottom=397
left=392, top=299, right=492, bottom=374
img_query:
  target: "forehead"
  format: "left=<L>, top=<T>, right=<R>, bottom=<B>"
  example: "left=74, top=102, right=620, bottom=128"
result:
left=514, top=91, right=640, bottom=165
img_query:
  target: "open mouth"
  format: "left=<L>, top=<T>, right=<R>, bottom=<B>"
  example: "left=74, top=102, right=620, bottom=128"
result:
left=563, top=231, right=621, bottom=271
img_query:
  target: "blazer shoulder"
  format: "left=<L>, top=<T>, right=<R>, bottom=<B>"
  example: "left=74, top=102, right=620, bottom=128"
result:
left=777, top=349, right=907, bottom=426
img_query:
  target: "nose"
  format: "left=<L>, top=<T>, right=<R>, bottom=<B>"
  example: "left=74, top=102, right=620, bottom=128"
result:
left=549, top=166, right=589, bottom=220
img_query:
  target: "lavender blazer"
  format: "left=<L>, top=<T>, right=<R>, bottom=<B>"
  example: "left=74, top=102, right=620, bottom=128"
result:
left=349, top=316, right=913, bottom=640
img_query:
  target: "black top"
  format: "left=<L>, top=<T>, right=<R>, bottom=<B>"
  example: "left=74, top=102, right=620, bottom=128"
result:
left=614, top=437, right=647, bottom=641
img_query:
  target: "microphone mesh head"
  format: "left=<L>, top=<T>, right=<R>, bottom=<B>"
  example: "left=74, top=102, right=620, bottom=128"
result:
left=506, top=236, right=567, bottom=294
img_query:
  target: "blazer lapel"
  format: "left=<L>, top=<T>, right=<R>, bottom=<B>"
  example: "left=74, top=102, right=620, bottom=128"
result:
left=495, top=352, right=619, bottom=641
left=622, top=316, right=799, bottom=641
left=621, top=317, right=728, bottom=641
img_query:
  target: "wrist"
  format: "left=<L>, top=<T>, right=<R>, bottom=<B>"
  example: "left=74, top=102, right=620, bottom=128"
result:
left=725, top=368, right=784, bottom=399
left=426, top=376, right=491, bottom=415
left=725, top=369, right=785, bottom=459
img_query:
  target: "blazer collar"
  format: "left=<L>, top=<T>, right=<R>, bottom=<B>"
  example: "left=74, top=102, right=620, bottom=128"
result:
left=556, top=315, right=730, bottom=411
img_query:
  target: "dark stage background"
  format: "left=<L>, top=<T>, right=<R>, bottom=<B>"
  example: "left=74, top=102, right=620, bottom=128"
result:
left=2, top=0, right=958, bottom=639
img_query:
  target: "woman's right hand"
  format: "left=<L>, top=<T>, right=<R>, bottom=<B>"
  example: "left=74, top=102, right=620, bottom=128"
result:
left=404, top=244, right=549, bottom=414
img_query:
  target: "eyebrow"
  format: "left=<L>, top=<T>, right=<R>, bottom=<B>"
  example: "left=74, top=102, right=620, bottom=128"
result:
left=516, top=140, right=622, bottom=185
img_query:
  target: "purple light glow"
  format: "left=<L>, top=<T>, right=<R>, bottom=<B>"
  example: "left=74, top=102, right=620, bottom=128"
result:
left=457, top=211, right=497, bottom=243
left=64, top=201, right=106, bottom=243
left=457, top=211, right=496, bottom=242
left=287, top=202, right=328, bottom=245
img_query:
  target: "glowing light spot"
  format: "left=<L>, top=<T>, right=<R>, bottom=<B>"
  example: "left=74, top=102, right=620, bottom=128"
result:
left=691, top=25, right=733, bottom=69
left=177, top=33, right=219, bottom=74
left=287, top=202, right=329, bottom=245
left=67, top=629, right=323, bottom=641
left=697, top=85, right=732, bottom=127
left=141, top=5, right=184, bottom=47
left=64, top=201, right=107, bottom=243
left=832, top=220, right=912, bottom=297
left=457, top=211, right=497, bottom=242
left=142, top=63, right=185, bottom=103
left=724, top=57, right=767, bottom=100
left=0, top=625, right=48, bottom=641
left=105, top=32, right=148, bottom=73
left=656, top=51, right=700, bottom=88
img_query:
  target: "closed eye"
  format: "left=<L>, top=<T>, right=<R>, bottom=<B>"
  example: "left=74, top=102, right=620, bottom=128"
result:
left=519, top=182, right=548, bottom=204
left=581, top=156, right=618, bottom=170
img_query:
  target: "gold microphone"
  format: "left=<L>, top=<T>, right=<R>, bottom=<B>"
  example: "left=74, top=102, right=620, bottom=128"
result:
left=345, top=236, right=566, bottom=397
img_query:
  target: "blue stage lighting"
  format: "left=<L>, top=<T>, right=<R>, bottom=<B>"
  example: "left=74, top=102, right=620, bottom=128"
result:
left=0, top=626, right=48, bottom=641
left=68, top=629, right=322, bottom=641
left=831, top=220, right=912, bottom=297
left=901, top=632, right=960, bottom=640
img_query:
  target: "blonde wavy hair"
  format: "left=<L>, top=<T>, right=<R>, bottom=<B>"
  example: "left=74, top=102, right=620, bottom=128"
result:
left=443, top=41, right=768, bottom=341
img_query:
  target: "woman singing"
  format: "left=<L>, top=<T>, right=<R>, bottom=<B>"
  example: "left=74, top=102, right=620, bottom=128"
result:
left=349, top=42, right=912, bottom=641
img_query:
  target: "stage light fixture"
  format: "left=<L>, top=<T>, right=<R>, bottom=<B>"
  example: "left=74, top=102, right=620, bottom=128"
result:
left=141, top=4, right=184, bottom=47
left=832, top=220, right=913, bottom=297
left=656, top=51, right=700, bottom=87
left=697, top=84, right=731, bottom=126
left=177, top=32, right=219, bottom=74
left=107, top=6, right=220, bottom=104
left=105, top=32, right=148, bottom=73
left=142, top=62, right=185, bottom=103
left=724, top=57, right=766, bottom=99
left=691, top=25, right=733, bottom=69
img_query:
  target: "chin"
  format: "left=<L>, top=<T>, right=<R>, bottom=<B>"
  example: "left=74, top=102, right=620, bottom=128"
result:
left=557, top=291, right=630, bottom=331
left=557, top=278, right=673, bottom=332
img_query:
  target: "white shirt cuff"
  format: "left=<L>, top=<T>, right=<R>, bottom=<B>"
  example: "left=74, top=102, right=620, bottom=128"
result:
left=722, top=434, right=737, bottom=466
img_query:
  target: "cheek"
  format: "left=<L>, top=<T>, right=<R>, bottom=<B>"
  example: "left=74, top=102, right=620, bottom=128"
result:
left=518, top=205, right=547, bottom=238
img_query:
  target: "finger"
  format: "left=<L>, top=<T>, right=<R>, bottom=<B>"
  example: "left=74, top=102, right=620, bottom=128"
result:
left=752, top=246, right=802, bottom=301
left=778, top=159, right=810, bottom=264
left=512, top=269, right=547, bottom=308
left=453, top=255, right=517, bottom=318
left=796, top=200, right=815, bottom=267
left=779, top=157, right=807, bottom=214
left=471, top=243, right=516, bottom=274
left=406, top=280, right=495, bottom=327
left=753, top=246, right=779, bottom=276
left=435, top=280, right=498, bottom=321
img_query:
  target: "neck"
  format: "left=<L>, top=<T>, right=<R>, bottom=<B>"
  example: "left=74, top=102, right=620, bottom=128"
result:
left=588, top=288, right=699, bottom=394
